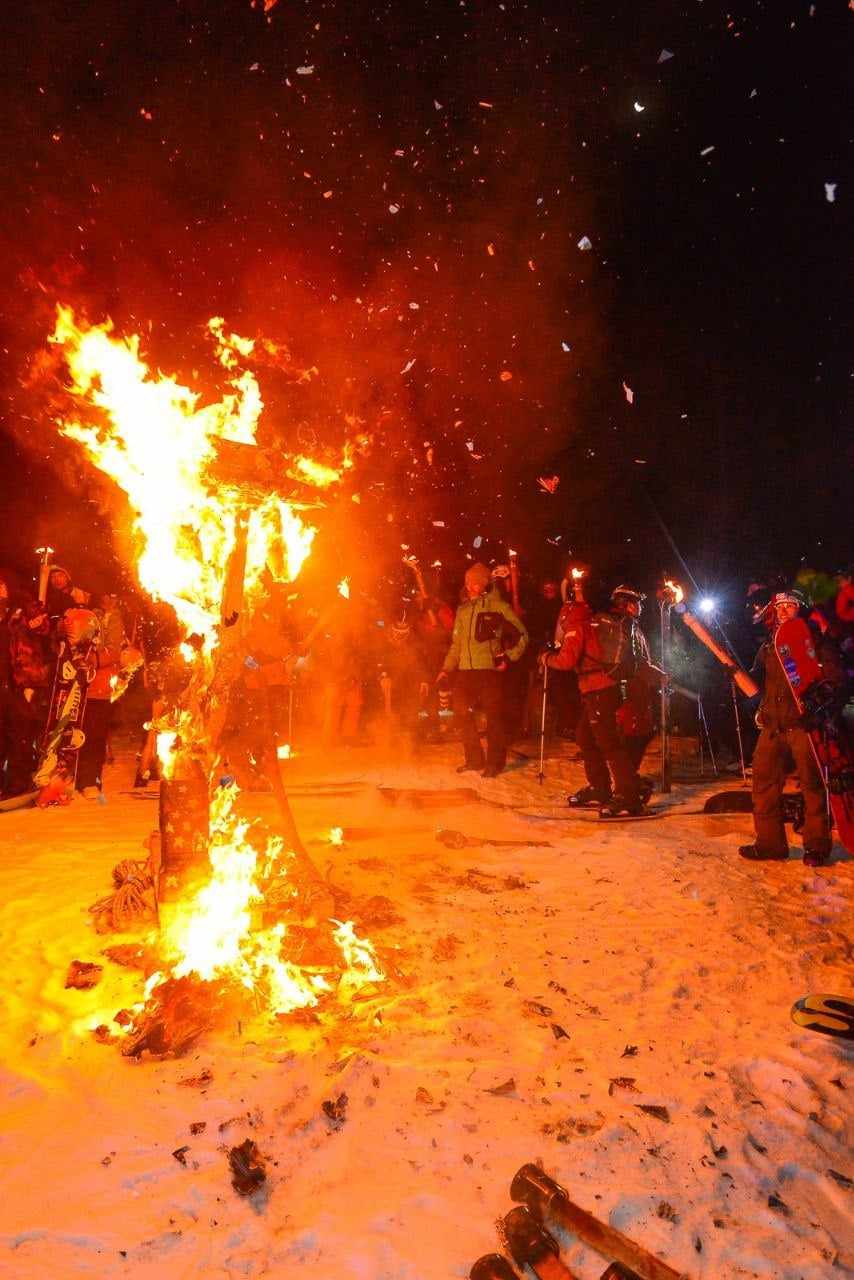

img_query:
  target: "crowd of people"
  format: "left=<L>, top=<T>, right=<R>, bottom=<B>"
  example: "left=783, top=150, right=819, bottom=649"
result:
left=1, top=552, right=852, bottom=867
left=0, top=565, right=135, bottom=802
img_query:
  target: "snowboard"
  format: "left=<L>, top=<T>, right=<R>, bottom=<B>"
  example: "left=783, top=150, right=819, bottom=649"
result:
left=566, top=806, right=664, bottom=823
left=791, top=994, right=854, bottom=1041
left=774, top=617, right=854, bottom=852
left=32, top=609, right=100, bottom=801
left=702, top=789, right=805, bottom=827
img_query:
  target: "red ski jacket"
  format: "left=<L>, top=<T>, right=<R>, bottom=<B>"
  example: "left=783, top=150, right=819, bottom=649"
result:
left=546, top=601, right=615, bottom=695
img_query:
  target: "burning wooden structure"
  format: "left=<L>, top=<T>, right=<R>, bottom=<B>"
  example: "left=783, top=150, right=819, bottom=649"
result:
left=48, top=306, right=383, bottom=1054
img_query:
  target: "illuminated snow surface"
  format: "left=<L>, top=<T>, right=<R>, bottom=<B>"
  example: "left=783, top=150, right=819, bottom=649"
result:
left=0, top=739, right=851, bottom=1279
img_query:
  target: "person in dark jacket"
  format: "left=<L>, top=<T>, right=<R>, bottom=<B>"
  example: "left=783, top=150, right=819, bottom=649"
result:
left=739, top=590, right=844, bottom=867
left=610, top=587, right=662, bottom=781
left=5, top=597, right=53, bottom=796
left=439, top=562, right=528, bottom=777
left=0, top=576, right=13, bottom=795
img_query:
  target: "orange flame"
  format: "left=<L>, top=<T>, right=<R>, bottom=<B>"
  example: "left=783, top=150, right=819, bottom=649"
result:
left=50, top=305, right=315, bottom=658
left=50, top=306, right=385, bottom=1022
left=291, top=455, right=343, bottom=487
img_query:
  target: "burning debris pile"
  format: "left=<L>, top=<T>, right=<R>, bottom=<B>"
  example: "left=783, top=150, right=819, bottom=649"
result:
left=47, top=306, right=384, bottom=1054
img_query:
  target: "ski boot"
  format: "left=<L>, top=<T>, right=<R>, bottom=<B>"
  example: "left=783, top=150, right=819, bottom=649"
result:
left=738, top=844, right=787, bottom=861
left=638, top=774, right=655, bottom=805
left=599, top=794, right=648, bottom=819
left=567, top=785, right=608, bottom=809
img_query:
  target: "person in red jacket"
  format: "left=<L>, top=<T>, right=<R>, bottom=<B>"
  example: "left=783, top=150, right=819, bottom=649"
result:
left=544, top=587, right=645, bottom=816
left=76, top=597, right=123, bottom=796
left=836, top=566, right=854, bottom=625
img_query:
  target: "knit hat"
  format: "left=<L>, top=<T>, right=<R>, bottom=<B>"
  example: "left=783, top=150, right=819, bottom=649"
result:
left=464, top=563, right=491, bottom=594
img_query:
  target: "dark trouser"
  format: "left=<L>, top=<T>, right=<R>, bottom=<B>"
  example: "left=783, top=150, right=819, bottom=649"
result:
left=3, top=690, right=47, bottom=796
left=752, top=726, right=831, bottom=856
left=454, top=669, right=506, bottom=770
left=77, top=698, right=112, bottom=791
left=576, top=685, right=641, bottom=802
left=625, top=733, right=654, bottom=773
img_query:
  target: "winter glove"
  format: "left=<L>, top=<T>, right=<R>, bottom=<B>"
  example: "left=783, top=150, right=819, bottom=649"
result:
left=800, top=679, right=843, bottom=730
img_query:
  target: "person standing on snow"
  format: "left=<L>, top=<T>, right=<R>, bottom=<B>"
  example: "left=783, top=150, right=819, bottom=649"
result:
left=739, top=590, right=844, bottom=868
left=438, top=562, right=527, bottom=778
left=610, top=586, right=663, bottom=785
left=544, top=583, right=647, bottom=816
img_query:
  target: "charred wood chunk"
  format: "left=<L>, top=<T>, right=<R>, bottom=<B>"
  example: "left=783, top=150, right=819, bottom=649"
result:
left=65, top=960, right=103, bottom=990
left=228, top=1139, right=266, bottom=1195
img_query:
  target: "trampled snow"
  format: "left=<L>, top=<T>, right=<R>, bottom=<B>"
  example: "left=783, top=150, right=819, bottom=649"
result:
left=0, top=739, right=851, bottom=1278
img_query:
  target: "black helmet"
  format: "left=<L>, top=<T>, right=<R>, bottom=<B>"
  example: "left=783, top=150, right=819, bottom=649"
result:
left=611, top=585, right=645, bottom=605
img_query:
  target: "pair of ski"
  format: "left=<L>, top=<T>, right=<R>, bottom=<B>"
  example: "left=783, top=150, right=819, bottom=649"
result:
left=471, top=1163, right=686, bottom=1280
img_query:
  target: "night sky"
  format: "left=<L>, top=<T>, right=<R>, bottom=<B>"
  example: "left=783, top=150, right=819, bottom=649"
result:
left=0, top=0, right=850, bottom=608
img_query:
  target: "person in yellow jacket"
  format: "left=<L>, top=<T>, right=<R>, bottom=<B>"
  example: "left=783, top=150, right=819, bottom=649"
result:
left=438, top=563, right=527, bottom=777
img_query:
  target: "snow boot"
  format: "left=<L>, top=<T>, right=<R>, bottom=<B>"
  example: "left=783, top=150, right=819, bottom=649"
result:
left=802, top=848, right=830, bottom=867
left=568, top=785, right=608, bottom=809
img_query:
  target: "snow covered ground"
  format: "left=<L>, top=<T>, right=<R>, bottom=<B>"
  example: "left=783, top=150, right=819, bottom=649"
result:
left=0, top=738, right=851, bottom=1279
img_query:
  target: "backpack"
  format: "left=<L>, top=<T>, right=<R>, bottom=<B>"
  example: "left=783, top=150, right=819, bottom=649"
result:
left=581, top=612, right=637, bottom=681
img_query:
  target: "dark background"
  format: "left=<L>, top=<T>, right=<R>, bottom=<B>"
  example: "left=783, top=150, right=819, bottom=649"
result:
left=0, top=0, right=850, bottom=610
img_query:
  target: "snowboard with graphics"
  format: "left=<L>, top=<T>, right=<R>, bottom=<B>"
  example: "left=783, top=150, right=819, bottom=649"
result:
left=32, top=609, right=99, bottom=801
left=774, top=616, right=854, bottom=853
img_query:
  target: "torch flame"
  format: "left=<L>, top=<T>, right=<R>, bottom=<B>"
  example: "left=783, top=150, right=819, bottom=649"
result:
left=663, top=579, right=684, bottom=605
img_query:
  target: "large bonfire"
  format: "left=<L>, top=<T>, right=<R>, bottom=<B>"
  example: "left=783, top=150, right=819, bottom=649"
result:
left=48, top=305, right=383, bottom=1051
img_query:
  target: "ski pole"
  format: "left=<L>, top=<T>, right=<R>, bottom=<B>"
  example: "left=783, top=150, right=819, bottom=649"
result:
left=510, top=1164, right=686, bottom=1280
left=658, top=598, right=672, bottom=794
left=730, top=676, right=748, bottom=784
left=538, top=660, right=549, bottom=784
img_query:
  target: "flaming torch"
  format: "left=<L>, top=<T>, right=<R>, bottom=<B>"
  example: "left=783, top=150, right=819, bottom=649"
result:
left=674, top=595, right=758, bottom=783
left=656, top=580, right=683, bottom=793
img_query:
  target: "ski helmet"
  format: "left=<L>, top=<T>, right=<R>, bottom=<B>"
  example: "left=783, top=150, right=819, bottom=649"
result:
left=771, top=590, right=806, bottom=609
left=611, top=585, right=646, bottom=604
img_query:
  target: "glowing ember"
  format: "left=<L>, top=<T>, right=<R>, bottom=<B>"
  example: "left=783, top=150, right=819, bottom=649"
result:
left=276, top=743, right=292, bottom=760
left=329, top=826, right=344, bottom=846
left=291, top=455, right=343, bottom=487
left=338, top=577, right=350, bottom=599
